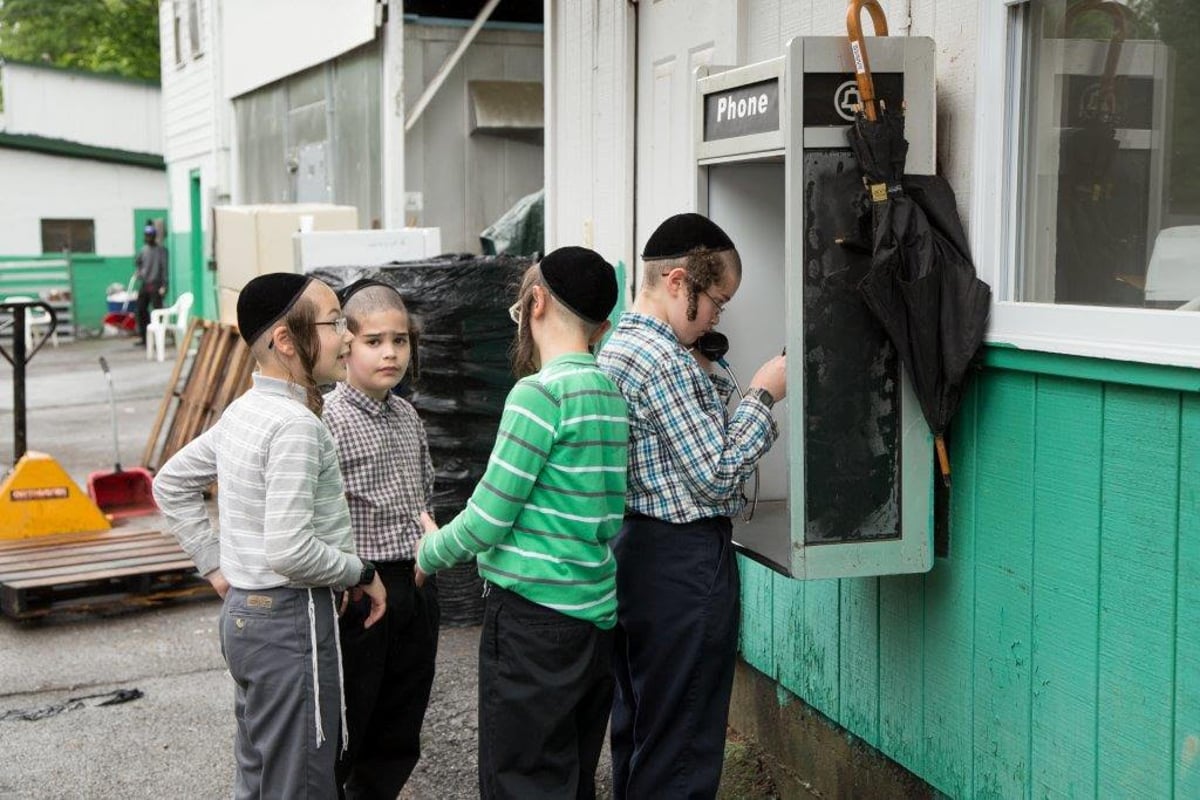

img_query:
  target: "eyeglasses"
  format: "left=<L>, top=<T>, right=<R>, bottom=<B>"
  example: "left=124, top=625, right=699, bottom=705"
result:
left=508, top=301, right=521, bottom=325
left=699, top=286, right=727, bottom=315
left=315, top=317, right=349, bottom=336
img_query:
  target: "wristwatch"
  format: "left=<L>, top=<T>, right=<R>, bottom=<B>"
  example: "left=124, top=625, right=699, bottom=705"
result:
left=747, top=387, right=775, bottom=410
left=358, top=560, right=376, bottom=586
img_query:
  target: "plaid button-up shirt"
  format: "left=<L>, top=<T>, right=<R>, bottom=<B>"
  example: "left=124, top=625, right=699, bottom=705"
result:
left=323, top=383, right=434, bottom=562
left=597, top=312, right=777, bottom=523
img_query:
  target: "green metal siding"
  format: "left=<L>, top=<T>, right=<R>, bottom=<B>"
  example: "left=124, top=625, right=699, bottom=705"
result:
left=738, top=361, right=1199, bottom=798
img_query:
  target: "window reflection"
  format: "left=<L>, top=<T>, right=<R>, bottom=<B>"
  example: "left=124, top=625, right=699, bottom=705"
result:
left=1018, top=0, right=1199, bottom=309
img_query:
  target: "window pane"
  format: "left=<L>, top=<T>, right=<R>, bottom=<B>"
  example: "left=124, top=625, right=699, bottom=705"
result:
left=1017, top=0, right=1200, bottom=309
left=40, top=219, right=95, bottom=254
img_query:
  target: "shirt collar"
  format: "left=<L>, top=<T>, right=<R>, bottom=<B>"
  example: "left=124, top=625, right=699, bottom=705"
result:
left=621, top=311, right=680, bottom=346
left=337, top=382, right=398, bottom=416
left=252, top=373, right=308, bottom=404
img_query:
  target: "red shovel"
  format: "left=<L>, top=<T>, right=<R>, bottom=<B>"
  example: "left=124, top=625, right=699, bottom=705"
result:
left=87, top=356, right=158, bottom=519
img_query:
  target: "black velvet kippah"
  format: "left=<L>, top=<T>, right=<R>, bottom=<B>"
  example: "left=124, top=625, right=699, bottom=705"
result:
left=336, top=278, right=394, bottom=306
left=642, top=213, right=735, bottom=260
left=539, top=246, right=618, bottom=325
left=237, top=272, right=312, bottom=345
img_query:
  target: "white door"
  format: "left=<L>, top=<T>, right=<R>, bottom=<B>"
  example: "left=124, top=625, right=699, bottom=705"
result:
left=635, top=0, right=737, bottom=266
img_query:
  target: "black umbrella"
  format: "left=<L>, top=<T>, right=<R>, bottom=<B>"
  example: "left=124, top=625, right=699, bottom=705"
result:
left=844, top=0, right=991, bottom=485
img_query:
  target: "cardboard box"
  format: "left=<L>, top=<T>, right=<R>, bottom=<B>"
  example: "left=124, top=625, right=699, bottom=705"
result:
left=214, top=204, right=358, bottom=293
left=218, top=286, right=240, bottom=328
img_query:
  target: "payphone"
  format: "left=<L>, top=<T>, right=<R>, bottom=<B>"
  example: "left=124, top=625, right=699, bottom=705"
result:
left=694, top=36, right=936, bottom=579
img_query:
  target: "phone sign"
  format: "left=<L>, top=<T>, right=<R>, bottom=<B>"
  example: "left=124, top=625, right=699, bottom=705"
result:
left=704, top=79, right=780, bottom=142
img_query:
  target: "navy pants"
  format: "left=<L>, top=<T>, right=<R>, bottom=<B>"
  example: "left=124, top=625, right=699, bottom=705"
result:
left=336, top=561, right=440, bottom=800
left=610, top=514, right=740, bottom=800
left=478, top=584, right=615, bottom=800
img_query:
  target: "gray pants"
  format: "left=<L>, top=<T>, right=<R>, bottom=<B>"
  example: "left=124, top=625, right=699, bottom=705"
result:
left=220, top=586, right=342, bottom=800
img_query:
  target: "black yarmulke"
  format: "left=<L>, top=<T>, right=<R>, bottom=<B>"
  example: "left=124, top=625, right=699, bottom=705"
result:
left=642, top=213, right=735, bottom=260
left=539, top=246, right=618, bottom=325
left=337, top=278, right=393, bottom=305
left=237, top=272, right=312, bottom=345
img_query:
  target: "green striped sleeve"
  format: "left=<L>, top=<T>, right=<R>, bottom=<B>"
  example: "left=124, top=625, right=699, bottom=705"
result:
left=417, top=380, right=556, bottom=573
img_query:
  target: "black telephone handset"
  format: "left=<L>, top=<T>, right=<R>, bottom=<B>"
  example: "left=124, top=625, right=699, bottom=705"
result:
left=694, top=331, right=730, bottom=364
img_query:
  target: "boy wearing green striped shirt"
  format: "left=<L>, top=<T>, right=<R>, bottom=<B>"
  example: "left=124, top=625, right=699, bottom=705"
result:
left=416, top=247, right=628, bottom=800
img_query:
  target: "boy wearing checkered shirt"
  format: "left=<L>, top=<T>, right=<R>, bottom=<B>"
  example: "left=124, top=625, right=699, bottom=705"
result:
left=321, top=279, right=438, bottom=800
left=597, top=213, right=788, bottom=800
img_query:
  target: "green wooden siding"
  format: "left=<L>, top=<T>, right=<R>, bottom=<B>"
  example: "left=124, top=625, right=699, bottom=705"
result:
left=738, top=362, right=1199, bottom=799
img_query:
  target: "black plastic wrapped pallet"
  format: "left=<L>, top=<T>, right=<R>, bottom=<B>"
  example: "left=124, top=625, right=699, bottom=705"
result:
left=313, top=255, right=531, bottom=626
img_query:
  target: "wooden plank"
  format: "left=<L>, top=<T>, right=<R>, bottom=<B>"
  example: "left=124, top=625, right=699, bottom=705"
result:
left=7, top=558, right=198, bottom=590
left=1176, top=393, right=1200, bottom=800
left=738, top=555, right=775, bottom=677
left=877, top=571, right=924, bottom=773
left=0, top=536, right=175, bottom=564
left=0, top=528, right=167, bottom=554
left=142, top=316, right=202, bottom=468
left=800, top=578, right=840, bottom=720
left=838, top=576, right=880, bottom=748
left=773, top=570, right=807, bottom=696
left=0, top=542, right=184, bottom=575
left=971, top=371, right=1035, bottom=800
left=922, top=376, right=979, bottom=797
left=1097, top=385, right=1179, bottom=798
left=1029, top=376, right=1102, bottom=799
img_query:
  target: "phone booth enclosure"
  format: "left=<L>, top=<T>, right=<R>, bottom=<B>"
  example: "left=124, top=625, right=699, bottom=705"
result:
left=694, top=36, right=936, bottom=580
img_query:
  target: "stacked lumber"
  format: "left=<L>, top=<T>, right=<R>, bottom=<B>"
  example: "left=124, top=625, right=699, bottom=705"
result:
left=142, top=319, right=255, bottom=472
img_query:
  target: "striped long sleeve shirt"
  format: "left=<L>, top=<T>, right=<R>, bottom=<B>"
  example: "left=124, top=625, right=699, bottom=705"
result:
left=152, top=374, right=363, bottom=590
left=597, top=312, right=777, bottom=523
left=416, top=353, right=629, bottom=628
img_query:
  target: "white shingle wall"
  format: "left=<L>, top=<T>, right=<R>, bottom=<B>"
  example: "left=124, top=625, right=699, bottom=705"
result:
left=549, top=0, right=979, bottom=254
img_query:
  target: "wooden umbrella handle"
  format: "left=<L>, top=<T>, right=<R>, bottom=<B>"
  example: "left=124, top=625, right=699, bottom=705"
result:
left=846, top=0, right=890, bottom=121
left=1060, top=0, right=1131, bottom=116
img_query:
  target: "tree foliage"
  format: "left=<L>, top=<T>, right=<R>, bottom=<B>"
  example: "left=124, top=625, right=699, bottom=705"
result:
left=0, top=0, right=160, bottom=82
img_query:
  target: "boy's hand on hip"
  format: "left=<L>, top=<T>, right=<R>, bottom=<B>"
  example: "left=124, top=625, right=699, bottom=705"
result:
left=361, top=573, right=387, bottom=629
left=205, top=568, right=230, bottom=599
left=414, top=564, right=428, bottom=588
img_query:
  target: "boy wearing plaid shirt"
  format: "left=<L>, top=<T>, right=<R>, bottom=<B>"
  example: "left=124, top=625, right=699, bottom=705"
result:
left=322, top=280, right=438, bottom=800
left=597, top=213, right=788, bottom=800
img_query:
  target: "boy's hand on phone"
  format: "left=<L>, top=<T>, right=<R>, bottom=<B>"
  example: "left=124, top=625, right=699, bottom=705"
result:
left=750, top=354, right=788, bottom=402
left=361, top=573, right=387, bottom=629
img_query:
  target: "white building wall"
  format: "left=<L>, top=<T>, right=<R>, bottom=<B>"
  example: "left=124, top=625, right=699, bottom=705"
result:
left=404, top=24, right=544, bottom=254
left=0, top=62, right=162, bottom=154
left=159, top=0, right=231, bottom=246
left=549, top=0, right=979, bottom=275
left=545, top=2, right=635, bottom=272
left=0, top=150, right=167, bottom=255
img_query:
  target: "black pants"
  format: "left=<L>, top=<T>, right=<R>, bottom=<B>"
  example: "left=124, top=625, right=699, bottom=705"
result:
left=478, top=584, right=615, bottom=800
left=336, top=561, right=440, bottom=800
left=135, top=283, right=162, bottom=339
left=610, top=515, right=740, bottom=800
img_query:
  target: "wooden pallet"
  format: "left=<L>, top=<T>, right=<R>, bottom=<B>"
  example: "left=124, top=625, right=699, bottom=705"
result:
left=0, top=528, right=210, bottom=619
left=142, top=319, right=254, bottom=472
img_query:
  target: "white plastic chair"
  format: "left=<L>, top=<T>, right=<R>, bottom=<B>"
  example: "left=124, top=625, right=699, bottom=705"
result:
left=146, top=291, right=194, bottom=362
left=3, top=295, right=57, bottom=350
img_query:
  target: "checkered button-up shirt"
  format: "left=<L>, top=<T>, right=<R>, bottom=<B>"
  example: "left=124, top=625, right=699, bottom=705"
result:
left=597, top=312, right=777, bottom=523
left=323, top=383, right=434, bottom=562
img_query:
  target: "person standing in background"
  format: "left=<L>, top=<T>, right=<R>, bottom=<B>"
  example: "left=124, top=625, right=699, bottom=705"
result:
left=133, top=223, right=168, bottom=345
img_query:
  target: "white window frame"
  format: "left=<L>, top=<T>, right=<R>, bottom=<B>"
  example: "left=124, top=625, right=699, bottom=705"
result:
left=972, top=0, right=1200, bottom=369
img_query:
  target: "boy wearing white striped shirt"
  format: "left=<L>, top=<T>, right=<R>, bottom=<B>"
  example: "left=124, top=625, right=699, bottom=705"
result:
left=416, top=247, right=629, bottom=800
left=153, top=273, right=387, bottom=800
